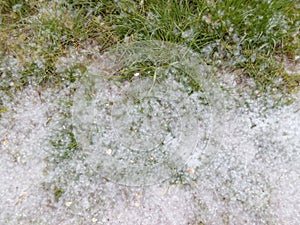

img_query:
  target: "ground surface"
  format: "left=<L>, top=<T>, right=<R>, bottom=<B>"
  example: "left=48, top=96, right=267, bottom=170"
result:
left=0, top=41, right=299, bottom=224
left=1, top=1, right=300, bottom=224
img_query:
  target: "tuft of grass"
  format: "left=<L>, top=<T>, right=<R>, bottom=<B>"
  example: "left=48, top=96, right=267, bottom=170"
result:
left=0, top=103, right=8, bottom=115
left=0, top=0, right=37, bottom=22
left=50, top=127, right=79, bottom=163
left=0, top=0, right=117, bottom=92
left=53, top=185, right=64, bottom=202
left=110, top=0, right=300, bottom=92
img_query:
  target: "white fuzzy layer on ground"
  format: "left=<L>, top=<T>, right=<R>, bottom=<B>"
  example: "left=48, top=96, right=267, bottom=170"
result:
left=0, top=43, right=299, bottom=224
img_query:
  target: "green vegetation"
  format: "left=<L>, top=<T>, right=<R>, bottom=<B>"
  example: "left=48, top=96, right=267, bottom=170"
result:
left=0, top=0, right=299, bottom=93
left=50, top=126, right=79, bottom=162
left=53, top=185, right=65, bottom=202
left=0, top=104, right=8, bottom=118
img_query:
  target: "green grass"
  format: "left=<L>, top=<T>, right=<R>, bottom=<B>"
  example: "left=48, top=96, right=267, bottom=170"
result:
left=0, top=0, right=299, bottom=94
left=110, top=0, right=300, bottom=92
left=53, top=185, right=65, bottom=202
left=116, top=54, right=204, bottom=94
left=0, top=0, right=115, bottom=92
left=50, top=128, right=79, bottom=162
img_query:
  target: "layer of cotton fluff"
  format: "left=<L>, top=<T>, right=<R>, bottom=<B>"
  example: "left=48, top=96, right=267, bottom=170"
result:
left=0, top=48, right=299, bottom=225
